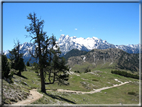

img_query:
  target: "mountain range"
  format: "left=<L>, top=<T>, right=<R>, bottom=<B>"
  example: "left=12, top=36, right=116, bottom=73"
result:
left=58, top=34, right=140, bottom=55
left=66, top=48, right=139, bottom=72
left=3, top=34, right=140, bottom=64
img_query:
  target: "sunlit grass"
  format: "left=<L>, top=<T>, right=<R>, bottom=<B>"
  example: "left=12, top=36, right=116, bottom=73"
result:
left=8, top=66, right=140, bottom=104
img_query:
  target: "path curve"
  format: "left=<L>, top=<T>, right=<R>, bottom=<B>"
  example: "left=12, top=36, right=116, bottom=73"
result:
left=11, top=81, right=129, bottom=104
left=12, top=89, right=43, bottom=105
left=47, top=81, right=129, bottom=94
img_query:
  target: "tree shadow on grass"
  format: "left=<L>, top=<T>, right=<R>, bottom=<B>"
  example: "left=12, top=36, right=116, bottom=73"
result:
left=14, top=73, right=28, bottom=79
left=45, top=93, right=76, bottom=104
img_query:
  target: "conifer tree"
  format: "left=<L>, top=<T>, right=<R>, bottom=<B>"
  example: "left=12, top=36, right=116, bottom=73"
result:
left=9, top=41, right=25, bottom=76
left=2, top=54, right=10, bottom=78
left=25, top=12, right=69, bottom=93
left=45, top=46, right=69, bottom=85
left=26, top=61, right=30, bottom=66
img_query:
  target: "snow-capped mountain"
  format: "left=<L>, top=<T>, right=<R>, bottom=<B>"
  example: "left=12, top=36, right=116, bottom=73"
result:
left=4, top=42, right=38, bottom=63
left=3, top=34, right=140, bottom=63
left=58, top=34, right=139, bottom=55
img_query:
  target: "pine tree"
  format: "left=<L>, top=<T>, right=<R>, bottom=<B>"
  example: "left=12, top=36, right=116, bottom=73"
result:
left=9, top=40, right=25, bottom=76
left=25, top=12, right=69, bottom=93
left=27, top=61, right=30, bottom=66
left=45, top=47, right=69, bottom=85
left=2, top=54, right=10, bottom=78
left=17, top=57, right=25, bottom=75
left=25, top=12, right=49, bottom=93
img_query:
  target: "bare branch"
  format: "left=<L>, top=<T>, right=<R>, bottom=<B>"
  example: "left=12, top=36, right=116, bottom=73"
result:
left=29, top=49, right=38, bottom=59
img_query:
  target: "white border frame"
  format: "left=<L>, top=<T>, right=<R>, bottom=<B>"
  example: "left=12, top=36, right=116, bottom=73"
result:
left=0, top=0, right=141, bottom=107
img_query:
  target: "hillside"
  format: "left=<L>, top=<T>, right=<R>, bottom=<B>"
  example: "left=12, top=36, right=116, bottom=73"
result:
left=2, top=66, right=139, bottom=105
left=67, top=48, right=139, bottom=72
left=63, top=49, right=88, bottom=61
left=2, top=48, right=140, bottom=105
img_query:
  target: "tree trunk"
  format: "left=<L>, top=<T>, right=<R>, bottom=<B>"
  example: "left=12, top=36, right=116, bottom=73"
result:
left=48, top=70, right=51, bottom=83
left=51, top=70, right=56, bottom=84
left=40, top=68, right=46, bottom=93
left=17, top=70, right=21, bottom=76
left=38, top=37, right=46, bottom=93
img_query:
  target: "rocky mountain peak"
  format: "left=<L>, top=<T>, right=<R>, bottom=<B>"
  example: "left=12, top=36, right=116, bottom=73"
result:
left=3, top=35, right=140, bottom=64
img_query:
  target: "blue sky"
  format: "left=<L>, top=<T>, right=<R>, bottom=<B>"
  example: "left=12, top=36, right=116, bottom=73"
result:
left=3, top=2, right=139, bottom=51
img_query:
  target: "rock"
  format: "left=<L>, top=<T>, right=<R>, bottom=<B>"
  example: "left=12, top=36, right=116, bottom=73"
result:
left=81, top=82, right=86, bottom=85
left=14, top=80, right=19, bottom=83
left=23, top=82, right=28, bottom=86
left=6, top=78, right=11, bottom=83
left=64, top=82, right=69, bottom=85
left=32, top=80, right=34, bottom=83
left=53, top=89, right=57, bottom=91
left=94, top=70, right=102, bottom=73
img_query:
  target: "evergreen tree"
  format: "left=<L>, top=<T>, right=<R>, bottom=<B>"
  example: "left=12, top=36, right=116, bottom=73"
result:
left=17, top=58, right=25, bottom=75
left=2, top=54, right=10, bottom=78
left=25, top=12, right=69, bottom=93
left=9, top=40, right=25, bottom=76
left=26, top=61, right=30, bottom=66
left=45, top=47, right=69, bottom=85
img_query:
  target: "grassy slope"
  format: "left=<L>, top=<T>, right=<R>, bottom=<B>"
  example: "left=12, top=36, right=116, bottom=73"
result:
left=33, top=82, right=139, bottom=104
left=3, top=79, right=30, bottom=104
left=31, top=67, right=139, bottom=104
left=3, top=65, right=140, bottom=104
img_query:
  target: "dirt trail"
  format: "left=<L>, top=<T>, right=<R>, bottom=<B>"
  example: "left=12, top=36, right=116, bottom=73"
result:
left=47, top=81, right=129, bottom=94
left=11, top=81, right=129, bottom=105
left=12, top=89, right=43, bottom=105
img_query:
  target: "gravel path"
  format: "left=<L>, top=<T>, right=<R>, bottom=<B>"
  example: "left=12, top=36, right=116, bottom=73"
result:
left=47, top=81, right=129, bottom=94
left=12, top=89, right=43, bottom=105
left=11, top=80, right=129, bottom=104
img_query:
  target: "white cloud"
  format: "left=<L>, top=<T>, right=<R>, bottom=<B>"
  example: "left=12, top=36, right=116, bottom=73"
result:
left=75, top=28, right=77, bottom=30
left=60, top=29, right=62, bottom=31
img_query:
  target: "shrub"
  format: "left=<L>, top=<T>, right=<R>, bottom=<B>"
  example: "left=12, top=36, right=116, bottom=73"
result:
left=8, top=70, right=14, bottom=78
left=2, top=54, right=10, bottom=78
left=74, top=70, right=80, bottom=73
left=84, top=68, right=91, bottom=73
left=128, top=92, right=136, bottom=95
left=111, top=70, right=139, bottom=79
left=92, top=79, right=98, bottom=81
left=26, top=61, right=30, bottom=66
left=35, top=69, right=39, bottom=73
left=33, top=62, right=39, bottom=70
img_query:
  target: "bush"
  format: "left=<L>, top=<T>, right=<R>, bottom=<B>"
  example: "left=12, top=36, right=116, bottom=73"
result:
left=92, top=79, right=98, bottom=81
left=35, top=69, right=39, bottom=73
left=33, top=62, right=39, bottom=70
left=74, top=70, right=80, bottom=73
left=128, top=92, right=136, bottom=95
left=84, top=68, right=91, bottom=73
left=111, top=70, right=139, bottom=79
left=2, top=54, right=10, bottom=78
left=9, top=70, right=14, bottom=78
left=26, top=61, right=30, bottom=66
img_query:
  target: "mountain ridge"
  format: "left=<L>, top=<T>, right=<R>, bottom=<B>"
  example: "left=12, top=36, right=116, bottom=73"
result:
left=3, top=35, right=140, bottom=64
left=67, top=48, right=139, bottom=72
left=58, top=34, right=139, bottom=55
